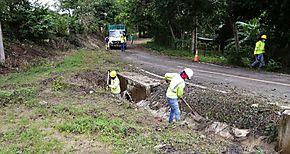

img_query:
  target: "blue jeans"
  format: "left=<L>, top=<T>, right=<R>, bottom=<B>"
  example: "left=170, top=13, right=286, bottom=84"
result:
left=251, top=54, right=264, bottom=68
left=167, top=98, right=180, bottom=123
left=121, top=43, right=125, bottom=52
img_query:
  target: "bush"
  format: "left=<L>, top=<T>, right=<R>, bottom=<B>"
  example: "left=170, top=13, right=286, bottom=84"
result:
left=265, top=59, right=282, bottom=72
left=226, top=48, right=244, bottom=66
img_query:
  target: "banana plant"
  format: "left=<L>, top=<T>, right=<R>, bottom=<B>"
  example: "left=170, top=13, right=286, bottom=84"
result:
left=225, top=18, right=260, bottom=50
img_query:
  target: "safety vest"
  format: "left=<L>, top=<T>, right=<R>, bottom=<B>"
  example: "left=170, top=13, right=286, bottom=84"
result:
left=120, top=36, right=126, bottom=43
left=165, top=73, right=185, bottom=99
left=254, top=40, right=265, bottom=55
left=110, top=77, right=121, bottom=94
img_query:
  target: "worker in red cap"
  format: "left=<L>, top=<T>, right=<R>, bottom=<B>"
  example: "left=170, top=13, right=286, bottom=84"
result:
left=164, top=68, right=193, bottom=124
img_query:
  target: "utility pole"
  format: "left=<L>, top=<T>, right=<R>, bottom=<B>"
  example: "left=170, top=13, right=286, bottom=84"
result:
left=0, top=21, right=5, bottom=64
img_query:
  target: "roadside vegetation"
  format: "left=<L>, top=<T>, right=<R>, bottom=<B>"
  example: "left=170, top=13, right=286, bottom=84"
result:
left=1, top=0, right=290, bottom=73
left=143, top=41, right=286, bottom=73
left=143, top=41, right=228, bottom=65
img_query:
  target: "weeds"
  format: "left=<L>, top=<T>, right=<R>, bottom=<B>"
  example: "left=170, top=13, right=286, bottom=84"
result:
left=0, top=127, right=61, bottom=153
left=52, top=76, right=65, bottom=91
left=0, top=88, right=37, bottom=106
left=57, top=116, right=126, bottom=143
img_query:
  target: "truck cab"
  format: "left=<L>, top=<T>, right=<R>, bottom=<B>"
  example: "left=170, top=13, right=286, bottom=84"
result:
left=108, top=24, right=126, bottom=49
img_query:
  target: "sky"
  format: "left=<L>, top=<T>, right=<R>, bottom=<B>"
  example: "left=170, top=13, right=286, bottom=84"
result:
left=29, top=0, right=58, bottom=10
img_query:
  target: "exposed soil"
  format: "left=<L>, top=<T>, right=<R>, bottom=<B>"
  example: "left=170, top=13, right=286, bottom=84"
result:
left=0, top=42, right=57, bottom=74
left=0, top=35, right=103, bottom=74
left=72, top=70, right=107, bottom=88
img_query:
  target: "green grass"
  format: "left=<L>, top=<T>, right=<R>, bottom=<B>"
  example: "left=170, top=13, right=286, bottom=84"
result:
left=0, top=49, right=123, bottom=86
left=142, top=42, right=228, bottom=65
left=0, top=126, right=61, bottom=153
left=0, top=87, right=38, bottom=106
left=0, top=48, right=230, bottom=153
left=0, top=51, right=83, bottom=86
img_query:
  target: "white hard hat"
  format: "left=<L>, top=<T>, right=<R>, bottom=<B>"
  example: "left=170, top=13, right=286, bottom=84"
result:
left=184, top=68, right=193, bottom=79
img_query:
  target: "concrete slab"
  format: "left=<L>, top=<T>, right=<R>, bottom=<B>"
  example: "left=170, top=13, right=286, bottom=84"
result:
left=118, top=72, right=160, bottom=102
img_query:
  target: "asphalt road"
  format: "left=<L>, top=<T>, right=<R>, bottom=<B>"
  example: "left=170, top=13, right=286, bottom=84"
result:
left=117, top=42, right=290, bottom=105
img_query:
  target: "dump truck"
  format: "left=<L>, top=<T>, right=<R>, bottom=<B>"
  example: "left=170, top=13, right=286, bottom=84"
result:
left=108, top=24, right=126, bottom=49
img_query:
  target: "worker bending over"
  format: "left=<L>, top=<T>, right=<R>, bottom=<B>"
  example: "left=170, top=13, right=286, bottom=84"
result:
left=164, top=68, right=193, bottom=124
left=109, top=70, right=121, bottom=96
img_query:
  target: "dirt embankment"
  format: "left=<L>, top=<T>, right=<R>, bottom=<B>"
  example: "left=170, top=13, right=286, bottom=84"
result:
left=0, top=35, right=104, bottom=74
left=0, top=42, right=55, bottom=74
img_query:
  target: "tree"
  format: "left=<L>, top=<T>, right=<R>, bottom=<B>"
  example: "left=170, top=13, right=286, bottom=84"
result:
left=0, top=22, right=5, bottom=64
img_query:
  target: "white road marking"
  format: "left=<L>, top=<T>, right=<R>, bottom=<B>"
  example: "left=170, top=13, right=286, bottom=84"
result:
left=140, top=69, right=228, bottom=94
left=179, top=65, right=290, bottom=87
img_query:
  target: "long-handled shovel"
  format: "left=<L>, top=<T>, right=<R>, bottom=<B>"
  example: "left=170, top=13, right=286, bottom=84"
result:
left=181, top=98, right=205, bottom=123
left=106, top=70, right=110, bottom=90
left=181, top=98, right=194, bottom=113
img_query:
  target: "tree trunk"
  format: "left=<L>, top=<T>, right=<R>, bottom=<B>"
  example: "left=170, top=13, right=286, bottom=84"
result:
left=278, top=110, right=290, bottom=154
left=0, top=22, right=5, bottom=64
left=231, top=20, right=240, bottom=53
left=138, top=25, right=141, bottom=38
left=169, top=23, right=176, bottom=40
left=191, top=16, right=197, bottom=55
left=181, top=31, right=184, bottom=49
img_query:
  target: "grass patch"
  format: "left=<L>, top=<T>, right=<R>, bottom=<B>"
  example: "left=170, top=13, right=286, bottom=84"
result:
left=0, top=87, right=37, bottom=107
left=57, top=116, right=125, bottom=143
left=142, top=42, right=228, bottom=65
left=0, top=49, right=122, bottom=86
left=54, top=96, right=229, bottom=153
left=0, top=127, right=61, bottom=153
left=0, top=51, right=83, bottom=86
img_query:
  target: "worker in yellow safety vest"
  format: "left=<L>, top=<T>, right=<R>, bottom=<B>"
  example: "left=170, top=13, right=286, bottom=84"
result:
left=109, top=70, right=121, bottom=95
left=164, top=68, right=193, bottom=124
left=251, top=35, right=267, bottom=69
left=120, top=33, right=126, bottom=52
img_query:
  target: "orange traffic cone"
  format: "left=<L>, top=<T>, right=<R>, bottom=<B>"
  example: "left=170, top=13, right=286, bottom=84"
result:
left=194, top=49, right=199, bottom=62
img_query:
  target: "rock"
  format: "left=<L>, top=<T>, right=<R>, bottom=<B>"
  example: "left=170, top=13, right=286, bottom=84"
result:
left=233, top=128, right=250, bottom=138
left=199, top=134, right=206, bottom=139
left=39, top=101, right=48, bottom=105
left=154, top=144, right=176, bottom=153
left=155, top=126, right=162, bottom=132
left=251, top=104, right=259, bottom=108
left=205, top=122, right=233, bottom=140
left=136, top=100, right=150, bottom=108
left=222, top=144, right=243, bottom=154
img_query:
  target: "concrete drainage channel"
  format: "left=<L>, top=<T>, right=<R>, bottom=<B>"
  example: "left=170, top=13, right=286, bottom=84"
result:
left=118, top=71, right=290, bottom=154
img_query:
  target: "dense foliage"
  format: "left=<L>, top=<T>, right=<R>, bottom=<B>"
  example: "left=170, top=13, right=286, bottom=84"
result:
left=121, top=0, right=290, bottom=71
left=0, top=0, right=289, bottom=71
